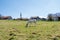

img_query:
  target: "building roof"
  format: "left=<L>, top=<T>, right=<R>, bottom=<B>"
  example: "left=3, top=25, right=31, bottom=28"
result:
left=56, top=13, right=60, bottom=17
left=51, top=13, right=60, bottom=17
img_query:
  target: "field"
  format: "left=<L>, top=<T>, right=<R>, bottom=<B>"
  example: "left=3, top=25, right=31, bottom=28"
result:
left=0, top=20, right=60, bottom=40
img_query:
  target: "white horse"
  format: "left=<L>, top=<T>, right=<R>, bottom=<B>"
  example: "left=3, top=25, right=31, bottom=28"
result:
left=25, top=19, right=37, bottom=27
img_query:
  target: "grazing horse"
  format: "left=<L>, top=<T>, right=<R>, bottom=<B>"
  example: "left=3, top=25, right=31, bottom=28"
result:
left=25, top=19, right=37, bottom=27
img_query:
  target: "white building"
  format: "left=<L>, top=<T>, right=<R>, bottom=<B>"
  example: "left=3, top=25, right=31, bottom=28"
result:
left=48, top=13, right=60, bottom=21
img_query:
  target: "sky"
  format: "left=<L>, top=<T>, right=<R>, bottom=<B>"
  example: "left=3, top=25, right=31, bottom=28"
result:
left=0, top=0, right=60, bottom=18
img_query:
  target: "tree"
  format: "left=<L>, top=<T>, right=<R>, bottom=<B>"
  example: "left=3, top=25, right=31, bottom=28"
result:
left=20, top=12, right=22, bottom=19
left=47, top=14, right=53, bottom=21
left=0, top=14, right=2, bottom=19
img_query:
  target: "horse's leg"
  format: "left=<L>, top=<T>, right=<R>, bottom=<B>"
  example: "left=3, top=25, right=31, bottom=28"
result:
left=34, top=21, right=36, bottom=27
left=25, top=23, right=29, bottom=27
left=25, top=21, right=30, bottom=27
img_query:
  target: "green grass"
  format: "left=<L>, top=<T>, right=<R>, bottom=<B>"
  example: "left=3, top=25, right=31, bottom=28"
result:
left=0, top=20, right=60, bottom=40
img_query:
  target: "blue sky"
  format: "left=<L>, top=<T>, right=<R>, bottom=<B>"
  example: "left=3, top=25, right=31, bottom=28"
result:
left=0, top=0, right=60, bottom=18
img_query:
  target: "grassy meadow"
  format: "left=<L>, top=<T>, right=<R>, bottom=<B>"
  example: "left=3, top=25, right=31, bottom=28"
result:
left=0, top=20, right=60, bottom=40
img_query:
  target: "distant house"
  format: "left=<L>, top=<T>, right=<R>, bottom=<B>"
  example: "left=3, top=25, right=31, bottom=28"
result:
left=1, top=16, right=12, bottom=20
left=48, top=13, right=60, bottom=21
left=30, top=16, right=40, bottom=20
